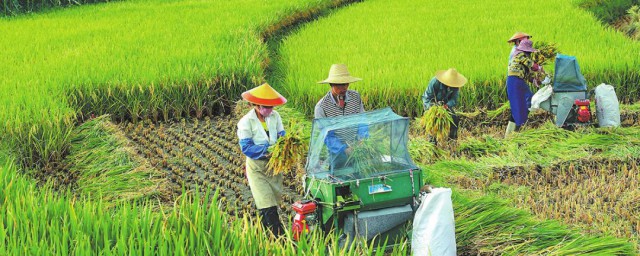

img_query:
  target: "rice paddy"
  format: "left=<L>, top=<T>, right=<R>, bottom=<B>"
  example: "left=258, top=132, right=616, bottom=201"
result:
left=275, top=0, right=640, bottom=117
left=1, top=0, right=639, bottom=254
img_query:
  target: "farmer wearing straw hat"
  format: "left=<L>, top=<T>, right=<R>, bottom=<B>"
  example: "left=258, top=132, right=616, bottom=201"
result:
left=237, top=83, right=287, bottom=237
left=422, top=68, right=468, bottom=141
left=507, top=32, right=531, bottom=63
left=314, top=64, right=365, bottom=118
left=314, top=64, right=367, bottom=171
left=505, top=38, right=542, bottom=136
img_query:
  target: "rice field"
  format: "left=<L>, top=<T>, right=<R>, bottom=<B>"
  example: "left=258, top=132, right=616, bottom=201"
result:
left=1, top=0, right=640, bottom=254
left=276, top=0, right=640, bottom=117
left=0, top=0, right=346, bottom=170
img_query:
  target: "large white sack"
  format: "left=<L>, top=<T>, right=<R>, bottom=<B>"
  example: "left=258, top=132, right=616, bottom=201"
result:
left=595, top=83, right=620, bottom=127
left=530, top=84, right=553, bottom=111
left=412, top=188, right=456, bottom=256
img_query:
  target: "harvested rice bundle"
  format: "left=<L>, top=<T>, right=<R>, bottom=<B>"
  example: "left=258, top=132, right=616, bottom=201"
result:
left=345, top=131, right=387, bottom=177
left=420, top=105, right=453, bottom=145
left=531, top=41, right=559, bottom=66
left=267, top=120, right=309, bottom=176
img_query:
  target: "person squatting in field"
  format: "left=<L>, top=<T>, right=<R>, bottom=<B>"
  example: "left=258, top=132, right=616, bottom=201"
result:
left=237, top=83, right=287, bottom=237
left=421, top=68, right=468, bottom=143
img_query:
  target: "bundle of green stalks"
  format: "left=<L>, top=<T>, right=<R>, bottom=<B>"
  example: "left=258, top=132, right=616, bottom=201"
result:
left=530, top=41, right=559, bottom=85
left=65, top=115, right=170, bottom=205
left=486, top=102, right=511, bottom=120
left=457, top=135, right=503, bottom=158
left=531, top=41, right=559, bottom=66
left=346, top=130, right=387, bottom=176
left=267, top=120, right=309, bottom=176
left=419, top=105, right=453, bottom=145
left=408, top=137, right=445, bottom=164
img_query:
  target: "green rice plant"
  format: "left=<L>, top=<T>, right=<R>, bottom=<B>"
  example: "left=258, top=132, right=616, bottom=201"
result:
left=622, top=5, right=640, bottom=39
left=345, top=129, right=388, bottom=177
left=276, top=0, right=640, bottom=118
left=453, top=195, right=635, bottom=255
left=0, top=0, right=342, bottom=171
left=0, top=156, right=411, bottom=255
left=486, top=102, right=511, bottom=120
left=408, top=137, right=445, bottom=164
left=458, top=135, right=503, bottom=158
left=577, top=0, right=640, bottom=24
left=1, top=0, right=114, bottom=16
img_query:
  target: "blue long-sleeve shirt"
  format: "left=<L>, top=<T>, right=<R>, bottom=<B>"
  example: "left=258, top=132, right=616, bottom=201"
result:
left=422, top=77, right=459, bottom=111
left=324, top=124, right=369, bottom=154
left=239, top=130, right=285, bottom=159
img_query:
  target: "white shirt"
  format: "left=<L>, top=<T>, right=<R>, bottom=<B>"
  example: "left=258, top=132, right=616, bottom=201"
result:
left=237, top=109, right=284, bottom=146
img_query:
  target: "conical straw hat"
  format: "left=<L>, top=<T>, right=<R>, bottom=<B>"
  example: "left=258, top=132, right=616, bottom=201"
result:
left=435, top=68, right=467, bottom=88
left=241, top=83, right=287, bottom=106
left=317, top=64, right=362, bottom=84
left=507, top=32, right=531, bottom=43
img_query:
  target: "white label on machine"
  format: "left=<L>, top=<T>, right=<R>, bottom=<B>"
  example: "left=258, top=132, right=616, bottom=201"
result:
left=369, top=184, right=392, bottom=194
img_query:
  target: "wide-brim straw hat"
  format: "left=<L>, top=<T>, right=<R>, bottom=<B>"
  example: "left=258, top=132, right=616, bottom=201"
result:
left=317, top=64, right=362, bottom=84
left=516, top=38, right=537, bottom=53
left=435, top=68, right=468, bottom=88
left=507, top=32, right=531, bottom=43
left=241, top=83, right=287, bottom=106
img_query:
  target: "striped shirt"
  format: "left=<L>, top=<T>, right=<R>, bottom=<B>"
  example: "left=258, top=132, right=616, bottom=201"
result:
left=314, top=90, right=364, bottom=146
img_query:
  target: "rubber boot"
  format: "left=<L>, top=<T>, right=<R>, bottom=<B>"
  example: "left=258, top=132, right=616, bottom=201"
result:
left=258, top=206, right=283, bottom=237
left=504, top=121, right=516, bottom=138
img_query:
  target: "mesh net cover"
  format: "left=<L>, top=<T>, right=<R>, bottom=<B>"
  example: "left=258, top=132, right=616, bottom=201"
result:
left=305, top=107, right=418, bottom=182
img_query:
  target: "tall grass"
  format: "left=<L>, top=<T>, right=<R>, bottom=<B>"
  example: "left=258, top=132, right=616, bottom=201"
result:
left=0, top=157, right=411, bottom=255
left=1, top=152, right=634, bottom=254
left=0, top=0, right=339, bottom=169
left=576, top=0, right=640, bottom=24
left=1, top=0, right=114, bottom=16
left=276, top=0, right=640, bottom=117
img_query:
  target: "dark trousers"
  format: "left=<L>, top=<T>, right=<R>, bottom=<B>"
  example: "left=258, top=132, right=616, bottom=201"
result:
left=258, top=206, right=283, bottom=236
left=449, top=110, right=460, bottom=139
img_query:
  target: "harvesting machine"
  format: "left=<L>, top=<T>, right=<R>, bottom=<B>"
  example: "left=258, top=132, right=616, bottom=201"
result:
left=536, top=54, right=593, bottom=128
left=291, top=108, right=422, bottom=248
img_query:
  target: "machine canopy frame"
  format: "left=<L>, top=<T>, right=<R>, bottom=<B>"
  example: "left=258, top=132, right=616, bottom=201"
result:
left=306, top=107, right=417, bottom=182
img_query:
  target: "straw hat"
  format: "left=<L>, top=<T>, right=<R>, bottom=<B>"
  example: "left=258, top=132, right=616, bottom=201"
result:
left=317, top=64, right=362, bottom=84
left=241, top=83, right=287, bottom=106
left=507, top=32, right=531, bottom=43
left=516, top=39, right=537, bottom=53
left=435, top=68, right=467, bottom=88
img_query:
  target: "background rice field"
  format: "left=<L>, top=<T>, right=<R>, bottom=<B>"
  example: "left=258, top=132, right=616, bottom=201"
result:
left=275, top=0, right=640, bottom=117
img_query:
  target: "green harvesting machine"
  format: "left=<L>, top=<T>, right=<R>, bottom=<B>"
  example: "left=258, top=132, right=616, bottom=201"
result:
left=291, top=108, right=422, bottom=247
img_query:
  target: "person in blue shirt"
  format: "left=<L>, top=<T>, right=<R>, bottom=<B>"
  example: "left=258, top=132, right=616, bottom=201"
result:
left=422, top=68, right=468, bottom=142
left=237, top=83, right=287, bottom=237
